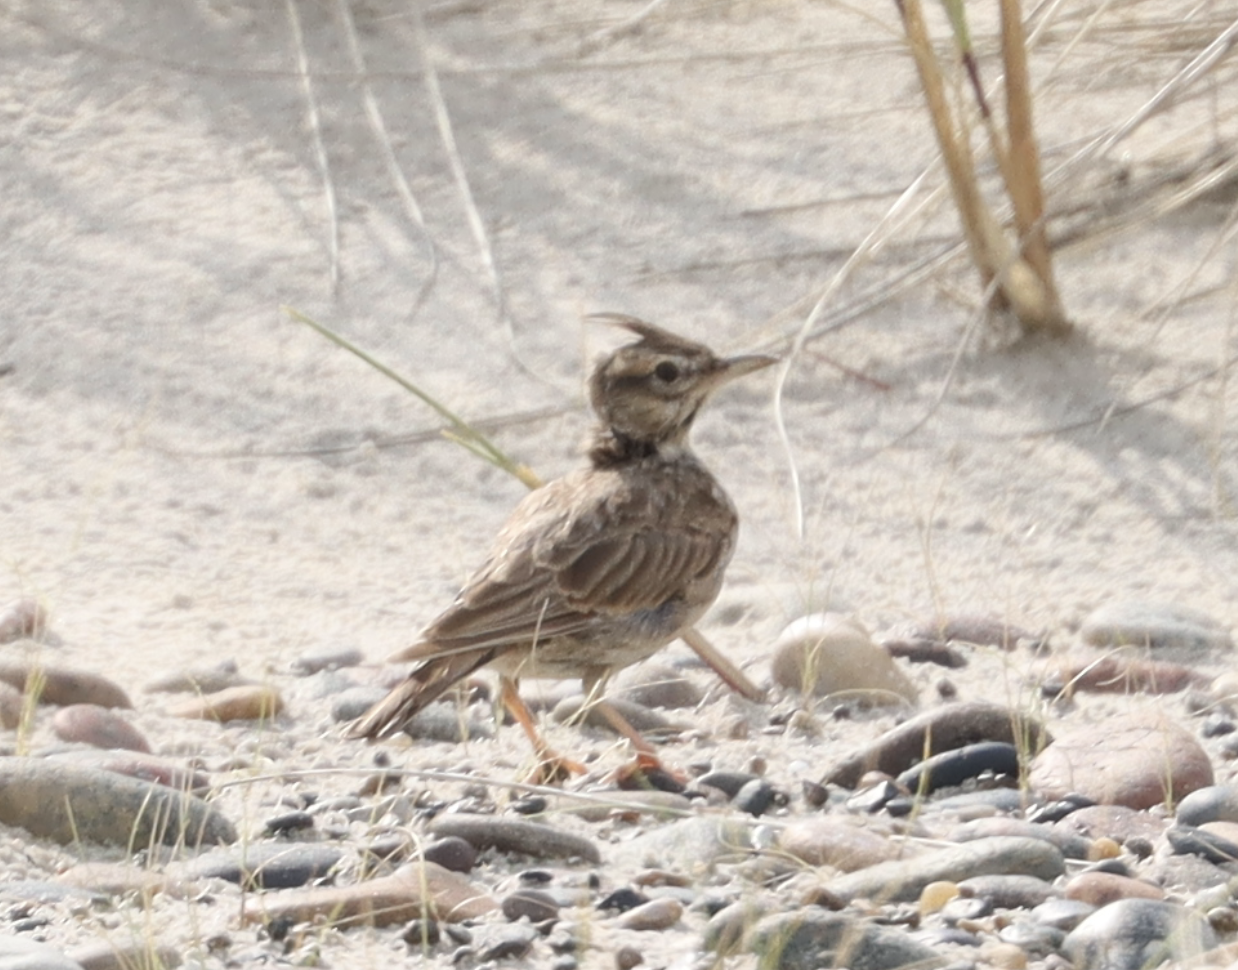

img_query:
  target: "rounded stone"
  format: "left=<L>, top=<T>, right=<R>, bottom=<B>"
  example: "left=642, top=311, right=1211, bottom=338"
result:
left=771, top=613, right=917, bottom=705
left=615, top=897, right=682, bottom=931
left=1062, top=899, right=1217, bottom=970
left=501, top=888, right=559, bottom=923
left=1030, top=711, right=1213, bottom=810
left=422, top=836, right=477, bottom=873
left=1064, top=871, right=1165, bottom=907
left=52, top=704, right=152, bottom=753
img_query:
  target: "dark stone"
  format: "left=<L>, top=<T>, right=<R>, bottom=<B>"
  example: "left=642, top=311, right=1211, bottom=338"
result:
left=428, top=813, right=600, bottom=863
left=502, top=888, right=559, bottom=923
left=895, top=742, right=1020, bottom=793
left=822, top=701, right=1048, bottom=789
left=264, top=810, right=314, bottom=835
left=477, top=924, right=537, bottom=961
left=422, top=836, right=477, bottom=873
left=747, top=909, right=945, bottom=970
left=401, top=919, right=441, bottom=948
left=183, top=843, right=342, bottom=889
left=734, top=779, right=780, bottom=817
left=1062, top=899, right=1216, bottom=970
left=695, top=771, right=758, bottom=798
left=598, top=888, right=648, bottom=913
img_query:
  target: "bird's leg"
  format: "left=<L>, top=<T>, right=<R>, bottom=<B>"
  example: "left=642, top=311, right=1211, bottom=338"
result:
left=581, top=673, right=687, bottom=790
left=499, top=676, right=586, bottom=783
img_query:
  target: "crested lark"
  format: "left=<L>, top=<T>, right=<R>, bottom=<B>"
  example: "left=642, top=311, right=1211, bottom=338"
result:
left=348, top=316, right=775, bottom=778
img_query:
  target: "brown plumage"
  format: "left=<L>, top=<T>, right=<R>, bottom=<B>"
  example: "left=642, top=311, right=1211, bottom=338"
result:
left=348, top=316, right=775, bottom=774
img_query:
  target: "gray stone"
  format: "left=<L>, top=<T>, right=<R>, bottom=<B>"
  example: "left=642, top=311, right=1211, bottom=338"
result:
left=1062, top=898, right=1216, bottom=970
left=1080, top=601, right=1232, bottom=653
left=824, top=836, right=1065, bottom=904
left=608, top=816, right=758, bottom=875
left=1177, top=784, right=1238, bottom=827
left=0, top=757, right=234, bottom=846
left=180, top=842, right=343, bottom=888
left=428, top=813, right=600, bottom=863
left=747, top=908, right=945, bottom=970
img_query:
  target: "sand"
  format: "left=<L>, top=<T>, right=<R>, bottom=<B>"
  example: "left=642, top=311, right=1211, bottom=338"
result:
left=2, top=0, right=1237, bottom=965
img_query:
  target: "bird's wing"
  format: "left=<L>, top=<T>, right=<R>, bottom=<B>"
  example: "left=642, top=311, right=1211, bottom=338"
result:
left=390, top=469, right=732, bottom=660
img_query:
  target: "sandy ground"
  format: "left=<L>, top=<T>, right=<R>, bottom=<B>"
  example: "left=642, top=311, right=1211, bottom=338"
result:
left=2, top=0, right=1238, bottom=965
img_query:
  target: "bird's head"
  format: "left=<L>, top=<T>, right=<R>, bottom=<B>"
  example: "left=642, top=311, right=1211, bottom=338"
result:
left=587, top=315, right=776, bottom=457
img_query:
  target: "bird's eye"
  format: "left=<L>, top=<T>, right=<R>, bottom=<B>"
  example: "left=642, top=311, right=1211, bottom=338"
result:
left=654, top=360, right=681, bottom=383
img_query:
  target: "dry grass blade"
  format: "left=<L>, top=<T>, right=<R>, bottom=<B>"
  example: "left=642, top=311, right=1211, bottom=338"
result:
left=284, top=306, right=541, bottom=489
left=895, top=0, right=1069, bottom=337
left=335, top=0, right=438, bottom=312
left=284, top=0, right=339, bottom=293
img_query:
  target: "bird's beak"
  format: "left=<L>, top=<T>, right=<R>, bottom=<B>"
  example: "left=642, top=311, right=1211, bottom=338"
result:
left=716, top=353, right=779, bottom=385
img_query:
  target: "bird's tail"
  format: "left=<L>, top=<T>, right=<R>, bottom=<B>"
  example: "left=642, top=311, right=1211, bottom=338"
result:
left=346, top=647, right=496, bottom=740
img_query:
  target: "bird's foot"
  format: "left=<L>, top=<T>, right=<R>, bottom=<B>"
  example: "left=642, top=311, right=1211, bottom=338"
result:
left=521, top=749, right=588, bottom=786
left=608, top=751, right=687, bottom=793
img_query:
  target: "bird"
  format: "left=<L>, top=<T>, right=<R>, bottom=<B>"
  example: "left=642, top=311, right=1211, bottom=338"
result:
left=348, top=315, right=776, bottom=780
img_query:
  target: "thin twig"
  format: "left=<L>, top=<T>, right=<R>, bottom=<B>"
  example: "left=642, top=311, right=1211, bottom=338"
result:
left=773, top=170, right=932, bottom=538
left=335, top=0, right=438, bottom=313
left=285, top=306, right=541, bottom=488
left=284, top=0, right=339, bottom=292
left=579, top=0, right=673, bottom=55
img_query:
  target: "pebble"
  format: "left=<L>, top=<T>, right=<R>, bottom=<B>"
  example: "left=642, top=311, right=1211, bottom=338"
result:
left=608, top=816, right=756, bottom=875
left=264, top=809, right=314, bottom=835
left=950, top=817, right=1091, bottom=859
left=1061, top=898, right=1217, bottom=970
left=824, top=836, right=1065, bottom=904
left=401, top=919, right=441, bottom=948
left=612, top=662, right=703, bottom=709
left=0, top=756, right=234, bottom=846
left=46, top=750, right=209, bottom=793
left=614, top=944, right=643, bottom=969
left=733, top=778, right=781, bottom=816
left=427, top=813, right=601, bottom=863
left=0, top=599, right=49, bottom=643
left=895, top=740, right=1020, bottom=793
left=477, top=923, right=537, bottom=961
left=1166, top=824, right=1238, bottom=864
left=289, top=646, right=363, bottom=675
left=143, top=660, right=250, bottom=694
left=51, top=704, right=152, bottom=752
left=771, top=613, right=918, bottom=704
left=179, top=843, right=343, bottom=888
left=745, top=908, right=945, bottom=970
left=1032, top=897, right=1097, bottom=931
left=1177, top=783, right=1238, bottom=826
left=1079, top=600, right=1233, bottom=653
left=242, top=860, right=495, bottom=927
left=423, top=835, right=478, bottom=873
left=1053, top=803, right=1167, bottom=844
left=1041, top=654, right=1209, bottom=695
left=958, top=874, right=1059, bottom=909
left=166, top=684, right=284, bottom=722
left=615, top=897, right=683, bottom=930
left=501, top=887, right=559, bottom=923
left=823, top=700, right=1048, bottom=789
left=919, top=880, right=959, bottom=914
left=910, top=613, right=1038, bottom=650
left=1063, top=871, right=1166, bottom=906
left=0, top=660, right=131, bottom=709
left=1030, top=710, right=1213, bottom=809
left=778, top=817, right=905, bottom=870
